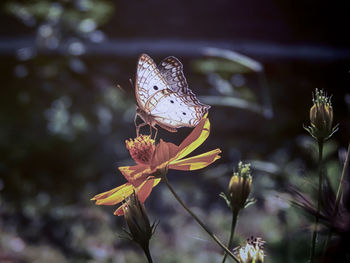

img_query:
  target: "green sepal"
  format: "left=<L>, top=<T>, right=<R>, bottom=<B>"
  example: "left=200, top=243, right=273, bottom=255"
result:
left=219, top=192, right=231, bottom=208
left=244, top=198, right=256, bottom=209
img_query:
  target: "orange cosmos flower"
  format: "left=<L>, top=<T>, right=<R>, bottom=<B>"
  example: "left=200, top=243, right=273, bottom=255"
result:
left=91, top=116, right=221, bottom=216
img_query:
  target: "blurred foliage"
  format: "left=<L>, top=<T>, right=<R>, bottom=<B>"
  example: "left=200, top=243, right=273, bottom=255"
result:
left=192, top=48, right=272, bottom=119
left=5, top=0, right=114, bottom=26
left=1, top=0, right=350, bottom=262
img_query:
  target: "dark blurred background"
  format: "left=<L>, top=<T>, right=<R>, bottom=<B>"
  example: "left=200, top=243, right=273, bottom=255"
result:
left=1, top=0, right=350, bottom=262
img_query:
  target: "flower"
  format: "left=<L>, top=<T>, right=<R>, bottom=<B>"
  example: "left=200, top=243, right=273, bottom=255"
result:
left=305, top=89, right=338, bottom=142
left=228, top=162, right=252, bottom=211
left=91, top=115, right=221, bottom=215
left=237, top=237, right=265, bottom=263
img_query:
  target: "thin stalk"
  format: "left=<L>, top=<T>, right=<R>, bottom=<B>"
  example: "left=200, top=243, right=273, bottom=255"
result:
left=163, top=176, right=240, bottom=263
left=310, top=140, right=323, bottom=263
left=142, top=244, right=153, bottom=263
left=323, top=143, right=350, bottom=253
left=221, top=209, right=239, bottom=263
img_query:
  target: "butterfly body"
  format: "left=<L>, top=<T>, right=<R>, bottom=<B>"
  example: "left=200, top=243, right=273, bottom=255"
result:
left=134, top=54, right=210, bottom=137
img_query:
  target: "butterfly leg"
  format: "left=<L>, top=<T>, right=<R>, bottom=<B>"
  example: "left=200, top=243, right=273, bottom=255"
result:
left=134, top=114, right=140, bottom=136
left=136, top=123, right=148, bottom=137
left=134, top=113, right=144, bottom=136
left=134, top=114, right=139, bottom=128
left=153, top=126, right=158, bottom=140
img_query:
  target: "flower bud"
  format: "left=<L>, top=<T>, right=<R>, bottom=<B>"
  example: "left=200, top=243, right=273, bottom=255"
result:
left=305, top=89, right=338, bottom=141
left=123, top=192, right=155, bottom=248
left=310, top=89, right=333, bottom=132
left=228, top=162, right=252, bottom=211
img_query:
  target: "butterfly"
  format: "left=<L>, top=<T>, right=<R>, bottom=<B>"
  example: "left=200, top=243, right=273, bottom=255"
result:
left=133, top=53, right=210, bottom=138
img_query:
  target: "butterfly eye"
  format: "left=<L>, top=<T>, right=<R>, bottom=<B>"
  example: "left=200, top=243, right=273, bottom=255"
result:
left=182, top=112, right=186, bottom=115
left=153, top=86, right=158, bottom=90
left=170, top=100, right=174, bottom=103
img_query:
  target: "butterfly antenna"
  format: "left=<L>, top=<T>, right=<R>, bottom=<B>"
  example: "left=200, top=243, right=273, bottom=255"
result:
left=129, top=78, right=134, bottom=90
left=116, top=84, right=126, bottom=93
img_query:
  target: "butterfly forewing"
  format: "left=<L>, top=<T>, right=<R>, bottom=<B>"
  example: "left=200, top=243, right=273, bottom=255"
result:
left=136, top=54, right=170, bottom=113
left=158, top=56, right=188, bottom=93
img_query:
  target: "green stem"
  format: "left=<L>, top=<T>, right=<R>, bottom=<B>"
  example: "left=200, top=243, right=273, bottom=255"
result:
left=163, top=176, right=240, bottom=263
left=142, top=244, right=153, bottom=263
left=323, top=143, right=350, bottom=253
left=310, top=140, right=323, bottom=263
left=221, top=209, right=239, bottom=263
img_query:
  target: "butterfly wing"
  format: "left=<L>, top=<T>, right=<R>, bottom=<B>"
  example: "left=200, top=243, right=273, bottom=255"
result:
left=158, top=56, right=188, bottom=93
left=148, top=89, right=210, bottom=128
left=135, top=54, right=170, bottom=113
left=156, top=56, right=210, bottom=127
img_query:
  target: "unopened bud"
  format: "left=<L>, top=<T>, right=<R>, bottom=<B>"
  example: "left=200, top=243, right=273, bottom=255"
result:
left=305, top=89, right=338, bottom=141
left=123, top=192, right=155, bottom=248
left=228, top=162, right=252, bottom=211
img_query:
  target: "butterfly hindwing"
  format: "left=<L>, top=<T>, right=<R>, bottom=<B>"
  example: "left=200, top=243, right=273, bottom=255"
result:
left=149, top=90, right=207, bottom=127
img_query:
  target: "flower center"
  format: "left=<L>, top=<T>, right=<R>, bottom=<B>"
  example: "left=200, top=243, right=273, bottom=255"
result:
left=126, top=135, right=155, bottom=165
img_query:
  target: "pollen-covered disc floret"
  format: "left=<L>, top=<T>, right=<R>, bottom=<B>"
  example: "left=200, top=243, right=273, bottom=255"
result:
left=126, top=135, right=156, bottom=165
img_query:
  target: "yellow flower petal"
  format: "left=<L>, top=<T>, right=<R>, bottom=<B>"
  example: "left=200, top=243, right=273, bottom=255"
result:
left=137, top=177, right=161, bottom=203
left=169, top=149, right=221, bottom=170
left=114, top=178, right=161, bottom=216
left=119, top=164, right=148, bottom=178
left=153, top=178, right=161, bottom=186
left=174, top=117, right=210, bottom=161
left=93, top=183, right=134, bottom=205
left=91, top=183, right=127, bottom=201
left=150, top=140, right=178, bottom=170
left=119, top=165, right=152, bottom=187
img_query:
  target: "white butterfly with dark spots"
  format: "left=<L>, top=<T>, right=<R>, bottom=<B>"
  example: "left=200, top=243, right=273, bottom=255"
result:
left=134, top=53, right=210, bottom=138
